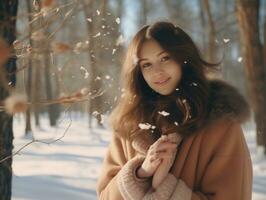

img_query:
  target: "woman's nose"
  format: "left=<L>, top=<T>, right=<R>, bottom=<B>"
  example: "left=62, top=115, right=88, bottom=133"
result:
left=153, top=63, right=164, bottom=74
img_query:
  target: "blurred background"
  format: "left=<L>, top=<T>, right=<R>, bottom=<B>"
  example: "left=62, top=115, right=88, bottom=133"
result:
left=0, top=0, right=266, bottom=199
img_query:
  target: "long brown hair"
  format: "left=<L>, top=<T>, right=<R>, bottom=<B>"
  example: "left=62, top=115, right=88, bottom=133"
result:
left=110, top=21, right=219, bottom=140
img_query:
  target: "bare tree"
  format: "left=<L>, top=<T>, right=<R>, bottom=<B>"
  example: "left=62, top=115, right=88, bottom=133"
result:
left=236, top=0, right=266, bottom=154
left=201, top=0, right=217, bottom=63
left=139, top=0, right=148, bottom=26
left=25, top=0, right=33, bottom=135
left=0, top=1, right=18, bottom=199
left=82, top=0, right=99, bottom=128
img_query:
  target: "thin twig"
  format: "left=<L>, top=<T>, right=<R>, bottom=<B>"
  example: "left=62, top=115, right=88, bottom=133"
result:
left=0, top=105, right=73, bottom=164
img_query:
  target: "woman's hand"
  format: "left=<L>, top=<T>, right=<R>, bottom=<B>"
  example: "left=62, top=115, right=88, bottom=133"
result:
left=136, top=136, right=178, bottom=179
left=152, top=133, right=181, bottom=188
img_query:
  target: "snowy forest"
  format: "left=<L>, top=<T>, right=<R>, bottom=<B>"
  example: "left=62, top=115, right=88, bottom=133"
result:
left=0, top=0, right=266, bottom=199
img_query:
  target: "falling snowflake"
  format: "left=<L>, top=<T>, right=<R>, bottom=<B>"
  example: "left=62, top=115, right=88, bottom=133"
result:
left=175, top=88, right=180, bottom=91
left=105, top=75, right=110, bottom=79
left=96, top=10, right=100, bottom=15
left=100, top=115, right=105, bottom=124
left=93, top=32, right=101, bottom=38
left=237, top=57, right=243, bottom=62
left=116, top=34, right=125, bottom=46
left=116, top=18, right=120, bottom=24
left=174, top=121, right=179, bottom=126
left=95, top=76, right=101, bottom=81
left=223, top=38, right=230, bottom=43
left=158, top=110, right=170, bottom=116
left=80, top=66, right=89, bottom=79
left=138, top=123, right=152, bottom=130
left=87, top=18, right=92, bottom=22
left=184, top=60, right=188, bottom=64
left=112, top=48, right=117, bottom=55
left=92, top=111, right=100, bottom=116
left=80, top=88, right=89, bottom=95
left=191, top=82, right=198, bottom=86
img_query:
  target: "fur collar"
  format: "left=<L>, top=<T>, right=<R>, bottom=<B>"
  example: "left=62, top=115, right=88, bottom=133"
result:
left=207, top=79, right=251, bottom=124
left=132, top=79, right=251, bottom=154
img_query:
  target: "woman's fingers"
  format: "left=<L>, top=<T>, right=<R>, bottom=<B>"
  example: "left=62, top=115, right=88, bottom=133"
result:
left=151, top=136, right=168, bottom=148
left=149, top=140, right=177, bottom=155
left=167, top=133, right=178, bottom=142
left=150, top=137, right=173, bottom=150
left=155, top=142, right=177, bottom=152
left=150, top=151, right=173, bottom=162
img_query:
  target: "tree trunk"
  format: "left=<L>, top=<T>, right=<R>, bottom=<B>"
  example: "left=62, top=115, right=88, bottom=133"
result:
left=0, top=1, right=18, bottom=199
left=198, top=0, right=207, bottom=56
left=82, top=0, right=96, bottom=129
left=236, top=0, right=266, bottom=155
left=83, top=0, right=107, bottom=128
left=43, top=52, right=57, bottom=126
left=202, top=0, right=217, bottom=63
left=29, top=1, right=41, bottom=127
left=25, top=0, right=33, bottom=136
left=139, top=0, right=148, bottom=26
left=32, top=60, right=41, bottom=127
left=263, top=15, right=266, bottom=68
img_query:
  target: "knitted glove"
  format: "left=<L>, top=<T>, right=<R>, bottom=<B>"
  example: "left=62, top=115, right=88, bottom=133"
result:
left=152, top=133, right=182, bottom=189
left=142, top=174, right=192, bottom=200
left=117, top=156, right=151, bottom=200
left=143, top=173, right=178, bottom=200
left=169, top=179, right=192, bottom=200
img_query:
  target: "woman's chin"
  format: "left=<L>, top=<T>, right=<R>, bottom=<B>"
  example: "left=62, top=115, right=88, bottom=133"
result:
left=155, top=89, right=173, bottom=96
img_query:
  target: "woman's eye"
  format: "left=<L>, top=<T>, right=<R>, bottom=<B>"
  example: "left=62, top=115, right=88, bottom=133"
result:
left=161, top=56, right=170, bottom=62
left=142, top=63, right=151, bottom=68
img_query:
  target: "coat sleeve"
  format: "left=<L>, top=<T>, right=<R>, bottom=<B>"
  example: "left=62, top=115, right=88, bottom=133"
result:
left=190, top=121, right=253, bottom=200
left=96, top=133, right=151, bottom=200
left=141, top=122, right=253, bottom=200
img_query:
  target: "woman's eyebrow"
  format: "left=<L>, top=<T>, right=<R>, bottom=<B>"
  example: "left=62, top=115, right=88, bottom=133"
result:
left=139, top=51, right=167, bottom=63
left=157, top=50, right=166, bottom=56
left=138, top=58, right=148, bottom=63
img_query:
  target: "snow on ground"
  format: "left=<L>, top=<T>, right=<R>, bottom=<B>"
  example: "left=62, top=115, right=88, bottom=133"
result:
left=11, top=113, right=266, bottom=200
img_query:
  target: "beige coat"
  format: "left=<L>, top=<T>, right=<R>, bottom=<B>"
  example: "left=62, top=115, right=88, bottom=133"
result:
left=96, top=80, right=253, bottom=200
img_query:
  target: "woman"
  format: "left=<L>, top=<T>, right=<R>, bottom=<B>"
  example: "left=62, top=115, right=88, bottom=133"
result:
left=96, top=21, right=253, bottom=200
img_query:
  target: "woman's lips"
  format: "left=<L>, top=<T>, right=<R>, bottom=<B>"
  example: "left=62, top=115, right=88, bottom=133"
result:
left=154, top=77, right=171, bottom=85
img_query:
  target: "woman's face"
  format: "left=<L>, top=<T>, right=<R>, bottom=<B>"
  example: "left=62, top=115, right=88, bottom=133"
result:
left=139, top=39, right=182, bottom=95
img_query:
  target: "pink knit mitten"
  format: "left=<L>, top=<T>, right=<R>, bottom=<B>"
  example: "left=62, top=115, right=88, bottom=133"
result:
left=152, top=133, right=182, bottom=189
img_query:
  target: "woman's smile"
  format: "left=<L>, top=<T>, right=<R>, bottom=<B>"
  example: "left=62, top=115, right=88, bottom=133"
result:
left=154, top=77, right=171, bottom=85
